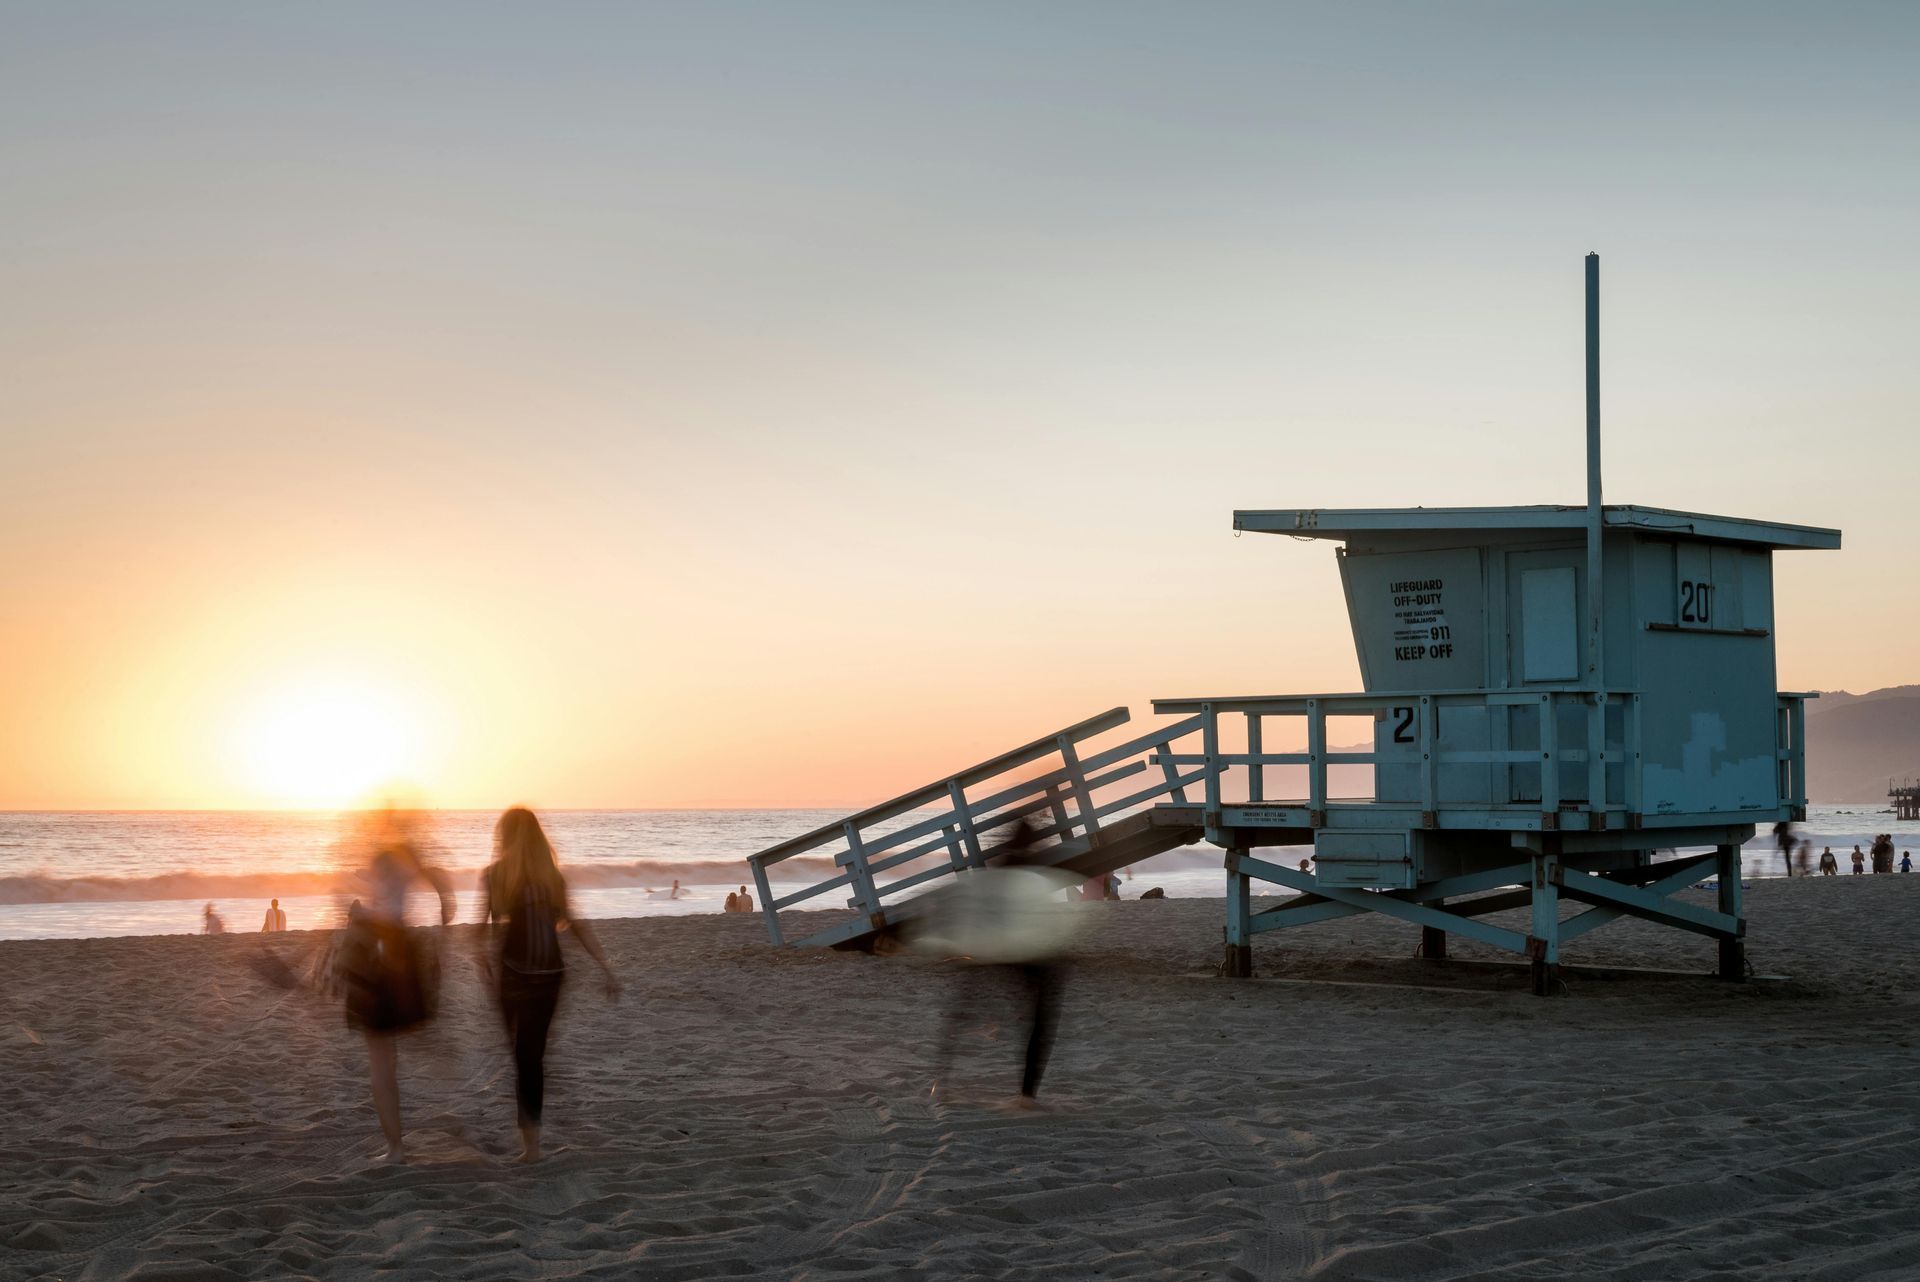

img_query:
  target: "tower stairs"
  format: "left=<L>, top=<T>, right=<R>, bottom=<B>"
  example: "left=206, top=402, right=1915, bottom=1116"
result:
left=745, top=708, right=1210, bottom=952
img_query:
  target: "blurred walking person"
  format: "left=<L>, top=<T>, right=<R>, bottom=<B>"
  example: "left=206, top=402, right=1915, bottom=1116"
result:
left=916, top=822, right=1079, bottom=1108
left=337, top=807, right=456, bottom=1163
left=477, top=807, right=621, bottom=1162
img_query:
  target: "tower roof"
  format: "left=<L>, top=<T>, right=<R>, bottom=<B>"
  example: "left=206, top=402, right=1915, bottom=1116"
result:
left=1232, top=504, right=1840, bottom=550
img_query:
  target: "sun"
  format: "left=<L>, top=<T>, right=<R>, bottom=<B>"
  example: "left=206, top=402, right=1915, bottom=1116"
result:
left=238, top=679, right=424, bottom=808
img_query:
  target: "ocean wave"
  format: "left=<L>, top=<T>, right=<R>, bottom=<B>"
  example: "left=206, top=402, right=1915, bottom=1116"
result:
left=0, top=857, right=824, bottom=905
left=0, top=842, right=1248, bottom=906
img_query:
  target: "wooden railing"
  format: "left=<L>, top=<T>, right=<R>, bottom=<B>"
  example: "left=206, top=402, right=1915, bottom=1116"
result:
left=1777, top=692, right=1812, bottom=816
left=1150, top=688, right=1646, bottom=829
left=751, top=688, right=1816, bottom=947
left=745, top=708, right=1210, bottom=946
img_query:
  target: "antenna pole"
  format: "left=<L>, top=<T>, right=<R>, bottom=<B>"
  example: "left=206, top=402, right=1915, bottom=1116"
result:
left=1585, top=252, right=1604, bottom=692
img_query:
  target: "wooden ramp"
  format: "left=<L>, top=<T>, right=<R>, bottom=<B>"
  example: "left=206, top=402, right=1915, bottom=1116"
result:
left=746, top=708, right=1211, bottom=951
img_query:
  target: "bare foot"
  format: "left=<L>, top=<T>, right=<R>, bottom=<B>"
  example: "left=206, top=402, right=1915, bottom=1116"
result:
left=517, top=1124, right=543, bottom=1163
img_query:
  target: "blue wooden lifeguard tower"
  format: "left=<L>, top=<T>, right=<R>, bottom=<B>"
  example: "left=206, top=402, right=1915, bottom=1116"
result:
left=747, top=257, right=1840, bottom=994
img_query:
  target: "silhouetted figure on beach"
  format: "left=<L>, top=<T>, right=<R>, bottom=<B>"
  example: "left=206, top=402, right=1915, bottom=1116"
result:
left=669, top=879, right=683, bottom=900
left=1796, top=839, right=1813, bottom=877
left=203, top=903, right=225, bottom=934
left=261, top=898, right=287, bottom=932
left=1902, top=851, right=1913, bottom=874
left=477, top=807, right=620, bottom=1162
left=1851, top=846, right=1865, bottom=875
left=1773, top=822, right=1795, bottom=877
left=1818, top=846, right=1838, bottom=876
left=337, top=807, right=456, bottom=1163
left=723, top=890, right=740, bottom=912
left=918, top=822, right=1077, bottom=1107
left=736, top=884, right=753, bottom=913
left=1871, top=834, right=1894, bottom=874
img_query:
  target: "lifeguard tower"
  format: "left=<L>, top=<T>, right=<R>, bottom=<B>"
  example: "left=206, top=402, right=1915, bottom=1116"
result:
left=747, top=257, right=1839, bottom=994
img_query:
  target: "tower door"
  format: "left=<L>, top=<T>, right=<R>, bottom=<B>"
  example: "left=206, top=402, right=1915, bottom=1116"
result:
left=1505, top=551, right=1587, bottom=804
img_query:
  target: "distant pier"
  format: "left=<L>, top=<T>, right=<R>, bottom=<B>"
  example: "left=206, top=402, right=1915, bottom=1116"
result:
left=1893, top=781, right=1920, bottom=822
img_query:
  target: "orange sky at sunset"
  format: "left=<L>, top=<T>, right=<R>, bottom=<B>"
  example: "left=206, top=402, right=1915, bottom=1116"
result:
left=3, top=5, right=1914, bottom=810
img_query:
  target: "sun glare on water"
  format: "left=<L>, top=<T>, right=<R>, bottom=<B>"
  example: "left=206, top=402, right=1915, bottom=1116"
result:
left=239, top=680, right=424, bottom=808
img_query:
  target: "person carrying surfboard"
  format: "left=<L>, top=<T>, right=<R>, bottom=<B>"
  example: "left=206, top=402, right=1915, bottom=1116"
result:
left=915, top=821, right=1080, bottom=1107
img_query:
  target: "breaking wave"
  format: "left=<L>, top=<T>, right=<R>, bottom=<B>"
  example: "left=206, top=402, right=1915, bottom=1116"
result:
left=0, top=843, right=1240, bottom=907
left=0, top=856, right=841, bottom=906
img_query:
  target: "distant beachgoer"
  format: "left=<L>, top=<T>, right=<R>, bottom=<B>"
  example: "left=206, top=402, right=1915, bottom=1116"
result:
left=1139, top=886, right=1166, bottom=900
left=336, top=807, right=457, bottom=1164
left=1871, top=834, right=1894, bottom=874
left=1851, top=846, right=1865, bottom=875
left=203, top=903, right=226, bottom=934
left=669, top=879, right=683, bottom=900
left=1773, top=821, right=1795, bottom=877
left=736, top=884, right=753, bottom=913
left=261, top=898, right=288, bottom=932
left=1298, top=858, right=1311, bottom=873
left=1818, top=847, right=1838, bottom=876
left=723, top=891, right=740, bottom=913
left=1902, top=851, right=1913, bottom=874
left=1796, top=839, right=1813, bottom=877
left=1104, top=872, right=1122, bottom=900
left=477, top=807, right=620, bottom=1163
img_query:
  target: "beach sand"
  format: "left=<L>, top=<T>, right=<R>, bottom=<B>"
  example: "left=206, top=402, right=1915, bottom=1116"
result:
left=5, top=876, right=1919, bottom=1280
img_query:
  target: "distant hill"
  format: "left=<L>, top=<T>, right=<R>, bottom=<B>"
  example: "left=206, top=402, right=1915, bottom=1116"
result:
left=1804, top=686, right=1920, bottom=803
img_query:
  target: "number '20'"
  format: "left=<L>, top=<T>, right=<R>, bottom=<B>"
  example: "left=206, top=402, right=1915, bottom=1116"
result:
left=1680, top=580, right=1713, bottom=624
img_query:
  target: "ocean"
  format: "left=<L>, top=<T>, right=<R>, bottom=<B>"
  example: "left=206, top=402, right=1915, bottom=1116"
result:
left=1, top=805, right=1914, bottom=941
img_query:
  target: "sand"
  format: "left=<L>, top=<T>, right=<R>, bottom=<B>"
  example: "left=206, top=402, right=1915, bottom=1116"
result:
left=4, top=876, right=1920, bottom=1281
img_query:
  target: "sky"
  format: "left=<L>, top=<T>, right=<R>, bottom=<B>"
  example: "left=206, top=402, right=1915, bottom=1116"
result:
left=2, top=2, right=1915, bottom=810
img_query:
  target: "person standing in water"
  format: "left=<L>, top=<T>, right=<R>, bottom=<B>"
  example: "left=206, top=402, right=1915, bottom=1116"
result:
left=338, top=807, right=456, bottom=1164
left=477, top=807, right=621, bottom=1163
left=1819, top=846, right=1838, bottom=876
left=260, top=898, right=288, bottom=932
left=1851, top=846, right=1866, bottom=875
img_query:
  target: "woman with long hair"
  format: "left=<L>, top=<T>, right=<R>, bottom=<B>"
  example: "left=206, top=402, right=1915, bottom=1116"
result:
left=477, top=807, right=620, bottom=1161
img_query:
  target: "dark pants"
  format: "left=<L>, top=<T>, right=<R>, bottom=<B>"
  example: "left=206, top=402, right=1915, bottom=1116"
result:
left=936, top=962, right=1062, bottom=1098
left=498, top=967, right=564, bottom=1124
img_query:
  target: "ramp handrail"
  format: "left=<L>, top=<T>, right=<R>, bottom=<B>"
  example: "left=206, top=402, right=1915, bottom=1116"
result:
left=746, top=707, right=1210, bottom=946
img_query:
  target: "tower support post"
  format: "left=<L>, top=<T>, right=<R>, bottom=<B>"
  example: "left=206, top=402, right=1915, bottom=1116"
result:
left=1530, top=853, right=1562, bottom=996
left=1224, top=851, right=1253, bottom=978
left=1717, top=843, right=1746, bottom=982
